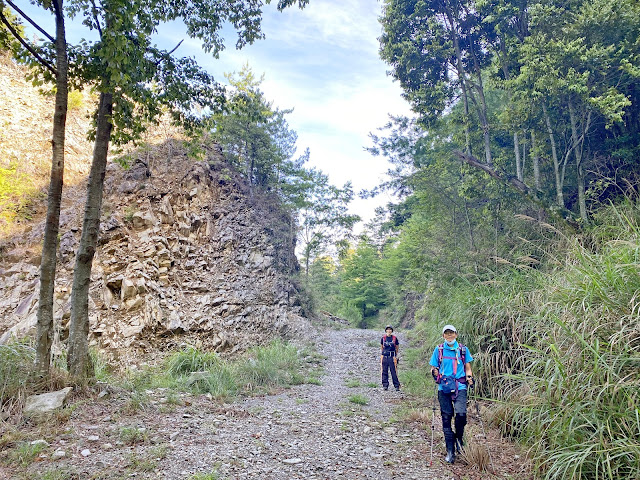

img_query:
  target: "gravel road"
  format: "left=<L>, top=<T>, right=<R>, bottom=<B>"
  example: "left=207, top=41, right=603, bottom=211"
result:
left=160, top=328, right=445, bottom=479
left=17, top=328, right=454, bottom=480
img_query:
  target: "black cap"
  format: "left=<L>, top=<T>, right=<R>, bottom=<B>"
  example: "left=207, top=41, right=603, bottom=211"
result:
left=385, top=325, right=393, bottom=332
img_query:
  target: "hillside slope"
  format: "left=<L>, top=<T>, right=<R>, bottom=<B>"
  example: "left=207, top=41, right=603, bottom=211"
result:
left=0, top=60, right=310, bottom=365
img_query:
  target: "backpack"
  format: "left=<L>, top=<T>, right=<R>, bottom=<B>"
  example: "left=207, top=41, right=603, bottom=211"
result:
left=436, top=343, right=467, bottom=396
left=381, top=335, right=398, bottom=355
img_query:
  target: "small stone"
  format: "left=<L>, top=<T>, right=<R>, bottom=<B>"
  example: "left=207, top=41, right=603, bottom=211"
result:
left=52, top=450, right=66, bottom=459
left=87, top=435, right=99, bottom=442
left=30, top=439, right=50, bottom=447
left=80, top=449, right=91, bottom=457
left=282, top=458, right=302, bottom=464
left=102, top=443, right=114, bottom=450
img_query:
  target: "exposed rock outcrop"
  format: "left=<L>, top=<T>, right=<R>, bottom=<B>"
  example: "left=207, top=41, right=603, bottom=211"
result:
left=0, top=141, right=310, bottom=365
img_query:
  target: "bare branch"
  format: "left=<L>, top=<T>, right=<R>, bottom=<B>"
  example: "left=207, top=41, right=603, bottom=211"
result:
left=0, top=9, right=57, bottom=75
left=89, top=0, right=103, bottom=37
left=454, top=150, right=580, bottom=230
left=167, top=39, right=183, bottom=56
left=6, top=0, right=55, bottom=42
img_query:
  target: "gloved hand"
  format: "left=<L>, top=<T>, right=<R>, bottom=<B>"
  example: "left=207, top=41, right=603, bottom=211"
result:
left=431, top=368, right=439, bottom=383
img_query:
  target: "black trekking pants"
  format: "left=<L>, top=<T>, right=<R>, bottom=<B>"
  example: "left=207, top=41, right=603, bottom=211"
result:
left=381, top=355, right=400, bottom=389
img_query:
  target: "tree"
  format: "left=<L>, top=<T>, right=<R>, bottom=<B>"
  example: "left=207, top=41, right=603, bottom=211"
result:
left=1, top=0, right=69, bottom=376
left=297, top=171, right=359, bottom=276
left=63, top=0, right=309, bottom=382
left=211, top=64, right=298, bottom=195
left=340, top=237, right=386, bottom=327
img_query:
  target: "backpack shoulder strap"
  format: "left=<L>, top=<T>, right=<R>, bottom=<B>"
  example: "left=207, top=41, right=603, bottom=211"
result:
left=459, top=344, right=466, bottom=364
left=437, top=344, right=444, bottom=367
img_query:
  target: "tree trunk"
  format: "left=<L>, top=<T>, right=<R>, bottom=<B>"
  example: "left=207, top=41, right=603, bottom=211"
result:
left=532, top=130, right=540, bottom=192
left=514, top=132, right=522, bottom=181
left=68, top=92, right=113, bottom=382
left=35, top=0, right=68, bottom=376
left=568, top=100, right=590, bottom=223
left=542, top=103, right=564, bottom=208
left=463, top=200, right=478, bottom=273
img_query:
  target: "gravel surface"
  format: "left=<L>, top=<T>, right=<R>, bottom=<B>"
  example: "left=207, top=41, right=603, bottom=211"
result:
left=15, top=329, right=458, bottom=480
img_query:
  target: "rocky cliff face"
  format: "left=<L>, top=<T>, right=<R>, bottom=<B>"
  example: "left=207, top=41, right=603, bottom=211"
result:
left=0, top=139, right=310, bottom=365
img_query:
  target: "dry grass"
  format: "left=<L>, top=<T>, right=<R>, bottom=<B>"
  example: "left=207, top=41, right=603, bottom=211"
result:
left=460, top=427, right=492, bottom=473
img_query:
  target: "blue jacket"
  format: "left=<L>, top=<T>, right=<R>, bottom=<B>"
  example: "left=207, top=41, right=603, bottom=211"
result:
left=429, top=340, right=474, bottom=391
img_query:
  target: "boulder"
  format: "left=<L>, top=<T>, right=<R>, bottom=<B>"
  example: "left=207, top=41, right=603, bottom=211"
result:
left=23, top=387, right=73, bottom=417
left=121, top=278, right=137, bottom=301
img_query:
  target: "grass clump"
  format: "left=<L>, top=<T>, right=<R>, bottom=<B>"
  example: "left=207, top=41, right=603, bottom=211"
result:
left=0, top=162, right=41, bottom=232
left=347, top=394, right=369, bottom=406
left=5, top=441, right=48, bottom=466
left=189, top=472, right=220, bottom=480
left=166, top=346, right=221, bottom=377
left=0, top=341, right=35, bottom=412
left=116, top=339, right=315, bottom=402
left=118, top=426, right=148, bottom=445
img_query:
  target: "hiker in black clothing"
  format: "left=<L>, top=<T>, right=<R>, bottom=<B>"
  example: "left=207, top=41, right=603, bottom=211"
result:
left=380, top=325, right=400, bottom=391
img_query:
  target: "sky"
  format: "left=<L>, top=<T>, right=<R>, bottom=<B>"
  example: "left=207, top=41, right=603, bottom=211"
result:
left=19, top=0, right=414, bottom=226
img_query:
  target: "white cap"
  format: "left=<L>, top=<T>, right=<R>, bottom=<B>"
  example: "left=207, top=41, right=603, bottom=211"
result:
left=442, top=324, right=457, bottom=333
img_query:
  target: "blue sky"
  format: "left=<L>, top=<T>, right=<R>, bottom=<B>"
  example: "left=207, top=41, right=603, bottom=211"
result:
left=21, top=0, right=413, bottom=225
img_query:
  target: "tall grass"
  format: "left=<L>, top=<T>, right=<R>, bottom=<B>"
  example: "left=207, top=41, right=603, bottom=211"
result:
left=0, top=342, right=35, bottom=414
left=407, top=201, right=640, bottom=480
left=120, top=340, right=310, bottom=401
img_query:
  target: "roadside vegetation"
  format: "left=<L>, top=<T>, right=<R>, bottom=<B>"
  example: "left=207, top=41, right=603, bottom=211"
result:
left=0, top=339, right=324, bottom=475
left=380, top=201, right=640, bottom=480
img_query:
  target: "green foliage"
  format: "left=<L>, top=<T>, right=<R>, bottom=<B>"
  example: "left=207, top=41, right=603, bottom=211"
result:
left=6, top=441, right=47, bottom=467
left=67, top=90, right=84, bottom=111
left=0, top=162, right=40, bottom=231
left=234, top=340, right=302, bottom=392
left=189, top=471, right=220, bottom=480
left=118, top=426, right=148, bottom=445
left=210, top=65, right=359, bottom=274
left=397, top=201, right=640, bottom=480
left=118, top=341, right=314, bottom=402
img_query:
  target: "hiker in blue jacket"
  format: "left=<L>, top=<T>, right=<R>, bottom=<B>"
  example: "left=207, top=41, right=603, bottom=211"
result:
left=429, top=324, right=474, bottom=464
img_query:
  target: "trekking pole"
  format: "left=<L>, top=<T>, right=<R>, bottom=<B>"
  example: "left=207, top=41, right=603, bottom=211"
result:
left=429, top=383, right=438, bottom=466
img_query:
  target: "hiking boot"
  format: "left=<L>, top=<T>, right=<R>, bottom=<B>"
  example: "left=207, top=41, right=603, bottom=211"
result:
left=395, top=387, right=400, bottom=392
left=445, top=449, right=456, bottom=464
left=444, top=428, right=456, bottom=464
left=383, top=386, right=388, bottom=391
